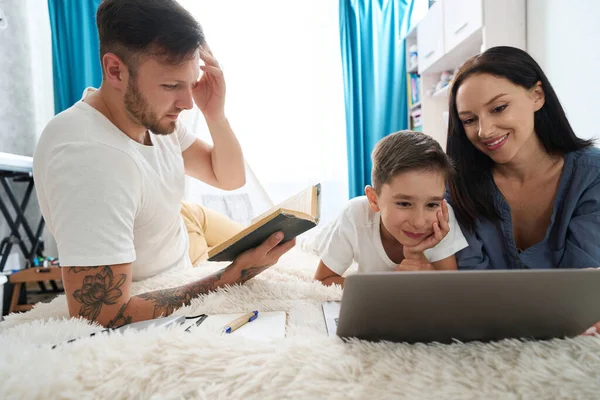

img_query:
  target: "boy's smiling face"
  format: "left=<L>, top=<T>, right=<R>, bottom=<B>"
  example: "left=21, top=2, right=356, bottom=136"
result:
left=366, top=169, right=446, bottom=247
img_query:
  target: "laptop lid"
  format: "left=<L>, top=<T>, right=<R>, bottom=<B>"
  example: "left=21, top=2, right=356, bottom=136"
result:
left=336, top=269, right=600, bottom=343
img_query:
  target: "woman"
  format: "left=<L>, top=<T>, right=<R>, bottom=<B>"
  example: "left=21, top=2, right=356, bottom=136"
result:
left=446, top=46, right=600, bottom=270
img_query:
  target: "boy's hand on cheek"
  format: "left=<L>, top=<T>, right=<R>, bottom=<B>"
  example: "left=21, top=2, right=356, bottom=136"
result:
left=402, top=199, right=450, bottom=255
left=398, top=200, right=450, bottom=271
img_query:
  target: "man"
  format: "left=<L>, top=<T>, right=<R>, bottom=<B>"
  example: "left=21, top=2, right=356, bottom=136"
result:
left=33, top=0, right=294, bottom=328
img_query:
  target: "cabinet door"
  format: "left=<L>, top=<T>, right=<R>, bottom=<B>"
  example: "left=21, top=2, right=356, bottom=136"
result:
left=417, top=1, right=444, bottom=74
left=443, top=0, right=482, bottom=53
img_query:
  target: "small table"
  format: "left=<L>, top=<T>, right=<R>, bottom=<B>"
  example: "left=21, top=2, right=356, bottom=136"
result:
left=0, top=152, right=46, bottom=272
left=0, top=152, right=60, bottom=315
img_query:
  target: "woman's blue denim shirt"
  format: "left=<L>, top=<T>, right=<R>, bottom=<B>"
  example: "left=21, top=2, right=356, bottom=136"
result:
left=449, top=146, right=600, bottom=269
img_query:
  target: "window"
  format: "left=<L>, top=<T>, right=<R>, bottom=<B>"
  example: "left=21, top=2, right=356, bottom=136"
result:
left=178, top=0, right=348, bottom=225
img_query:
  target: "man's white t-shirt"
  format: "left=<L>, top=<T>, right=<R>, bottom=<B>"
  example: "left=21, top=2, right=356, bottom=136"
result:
left=33, top=88, right=196, bottom=281
left=318, top=196, right=469, bottom=275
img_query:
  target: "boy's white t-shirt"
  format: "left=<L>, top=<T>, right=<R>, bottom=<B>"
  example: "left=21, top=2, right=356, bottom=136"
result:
left=33, top=88, right=196, bottom=281
left=318, top=196, right=468, bottom=275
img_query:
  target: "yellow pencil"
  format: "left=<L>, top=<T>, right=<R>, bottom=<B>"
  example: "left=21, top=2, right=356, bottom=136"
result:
left=223, top=311, right=259, bottom=334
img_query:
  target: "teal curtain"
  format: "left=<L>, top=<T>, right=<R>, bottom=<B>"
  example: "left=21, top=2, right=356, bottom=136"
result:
left=340, top=0, right=410, bottom=198
left=48, top=0, right=103, bottom=114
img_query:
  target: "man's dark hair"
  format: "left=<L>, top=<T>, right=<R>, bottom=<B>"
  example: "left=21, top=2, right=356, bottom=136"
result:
left=96, top=0, right=205, bottom=74
left=371, top=130, right=454, bottom=194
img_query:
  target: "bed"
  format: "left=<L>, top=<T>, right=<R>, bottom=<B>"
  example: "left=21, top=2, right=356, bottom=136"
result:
left=1, top=246, right=599, bottom=399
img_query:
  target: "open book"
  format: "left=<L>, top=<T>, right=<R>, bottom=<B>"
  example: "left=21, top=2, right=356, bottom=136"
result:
left=208, top=184, right=321, bottom=262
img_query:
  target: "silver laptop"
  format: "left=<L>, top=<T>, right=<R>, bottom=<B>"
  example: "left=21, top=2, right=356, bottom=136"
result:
left=325, top=269, right=600, bottom=343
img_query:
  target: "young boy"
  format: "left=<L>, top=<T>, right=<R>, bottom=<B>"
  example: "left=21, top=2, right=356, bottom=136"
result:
left=314, top=130, right=468, bottom=287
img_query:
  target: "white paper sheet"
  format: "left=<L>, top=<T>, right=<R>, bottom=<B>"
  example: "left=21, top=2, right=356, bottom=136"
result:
left=184, top=311, right=287, bottom=341
left=322, top=301, right=341, bottom=337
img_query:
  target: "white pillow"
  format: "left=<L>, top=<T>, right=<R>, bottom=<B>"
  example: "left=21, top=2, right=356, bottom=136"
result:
left=298, top=220, right=335, bottom=257
left=199, top=193, right=253, bottom=225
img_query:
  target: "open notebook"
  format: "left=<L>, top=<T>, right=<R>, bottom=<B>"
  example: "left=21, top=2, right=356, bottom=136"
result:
left=183, top=311, right=287, bottom=341
left=51, top=311, right=286, bottom=349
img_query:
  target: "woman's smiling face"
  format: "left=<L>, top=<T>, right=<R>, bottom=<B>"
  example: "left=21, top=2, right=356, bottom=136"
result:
left=455, top=73, right=545, bottom=165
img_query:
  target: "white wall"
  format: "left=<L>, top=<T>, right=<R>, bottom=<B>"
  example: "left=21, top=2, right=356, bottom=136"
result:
left=0, top=0, right=56, bottom=265
left=527, top=0, right=600, bottom=142
left=25, top=0, right=54, bottom=141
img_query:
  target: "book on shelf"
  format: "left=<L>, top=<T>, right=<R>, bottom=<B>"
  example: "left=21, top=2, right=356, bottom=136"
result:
left=410, top=74, right=421, bottom=104
left=407, top=73, right=413, bottom=108
left=406, top=73, right=421, bottom=107
left=411, top=107, right=423, bottom=128
left=207, top=184, right=321, bottom=262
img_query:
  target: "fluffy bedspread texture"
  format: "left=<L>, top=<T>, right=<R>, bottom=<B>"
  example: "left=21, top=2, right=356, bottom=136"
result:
left=1, top=248, right=600, bottom=399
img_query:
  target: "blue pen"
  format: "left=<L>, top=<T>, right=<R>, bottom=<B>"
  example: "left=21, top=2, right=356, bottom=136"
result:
left=223, top=310, right=259, bottom=334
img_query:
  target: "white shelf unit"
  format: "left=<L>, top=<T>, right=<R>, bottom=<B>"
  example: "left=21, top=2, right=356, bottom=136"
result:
left=404, top=0, right=526, bottom=150
left=405, top=27, right=422, bottom=132
left=432, top=85, right=449, bottom=98
left=410, top=101, right=422, bottom=111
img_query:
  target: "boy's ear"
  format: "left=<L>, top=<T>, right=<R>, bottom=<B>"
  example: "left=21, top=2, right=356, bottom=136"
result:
left=365, top=185, right=380, bottom=212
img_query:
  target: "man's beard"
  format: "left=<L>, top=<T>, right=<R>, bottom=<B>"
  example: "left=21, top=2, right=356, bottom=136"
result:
left=124, top=78, right=176, bottom=135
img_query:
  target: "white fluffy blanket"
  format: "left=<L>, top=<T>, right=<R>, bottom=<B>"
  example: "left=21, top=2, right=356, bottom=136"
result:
left=1, top=249, right=600, bottom=399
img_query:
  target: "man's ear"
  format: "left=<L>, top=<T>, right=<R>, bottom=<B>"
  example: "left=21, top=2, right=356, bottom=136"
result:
left=531, top=80, right=545, bottom=112
left=365, top=185, right=380, bottom=212
left=102, top=53, right=128, bottom=91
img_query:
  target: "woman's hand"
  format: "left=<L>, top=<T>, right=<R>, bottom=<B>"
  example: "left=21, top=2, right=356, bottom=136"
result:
left=582, top=321, right=600, bottom=336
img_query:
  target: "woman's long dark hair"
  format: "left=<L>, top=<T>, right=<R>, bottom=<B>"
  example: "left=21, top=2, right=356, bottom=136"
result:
left=447, top=46, right=593, bottom=232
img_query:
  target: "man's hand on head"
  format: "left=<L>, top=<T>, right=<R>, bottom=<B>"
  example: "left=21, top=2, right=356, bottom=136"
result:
left=192, top=44, right=226, bottom=122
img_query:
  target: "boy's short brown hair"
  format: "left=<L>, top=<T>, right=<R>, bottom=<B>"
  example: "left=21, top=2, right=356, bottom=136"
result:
left=371, top=130, right=454, bottom=194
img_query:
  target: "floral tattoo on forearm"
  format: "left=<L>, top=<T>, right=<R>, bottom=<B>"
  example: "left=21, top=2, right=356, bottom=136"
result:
left=107, top=303, right=132, bottom=328
left=72, top=266, right=127, bottom=322
left=137, top=269, right=225, bottom=318
left=70, top=262, right=272, bottom=323
left=236, top=265, right=269, bottom=285
left=136, top=263, right=269, bottom=318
